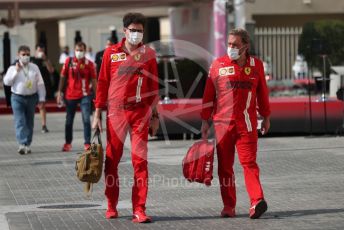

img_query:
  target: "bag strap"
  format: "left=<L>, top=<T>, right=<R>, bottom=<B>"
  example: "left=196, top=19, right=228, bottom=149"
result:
left=67, top=56, right=73, bottom=77
left=84, top=182, right=93, bottom=197
left=91, top=128, right=102, bottom=145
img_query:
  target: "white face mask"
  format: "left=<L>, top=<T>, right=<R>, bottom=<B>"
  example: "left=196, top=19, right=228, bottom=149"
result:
left=36, top=51, right=44, bottom=59
left=227, top=47, right=240, bottom=60
left=75, top=51, right=85, bottom=60
left=19, top=55, right=30, bottom=65
left=127, top=31, right=143, bottom=45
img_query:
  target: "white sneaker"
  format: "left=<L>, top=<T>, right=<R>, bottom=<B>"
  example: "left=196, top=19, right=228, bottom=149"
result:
left=25, top=146, right=31, bottom=154
left=17, top=145, right=26, bottom=155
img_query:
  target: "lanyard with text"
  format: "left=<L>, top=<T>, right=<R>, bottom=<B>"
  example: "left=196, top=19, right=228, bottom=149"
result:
left=22, top=66, right=33, bottom=89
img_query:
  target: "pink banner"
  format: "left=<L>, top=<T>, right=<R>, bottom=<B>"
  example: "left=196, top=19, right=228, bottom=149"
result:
left=213, top=0, right=227, bottom=57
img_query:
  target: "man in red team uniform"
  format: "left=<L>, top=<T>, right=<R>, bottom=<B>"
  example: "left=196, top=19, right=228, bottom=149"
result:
left=201, top=28, right=271, bottom=219
left=92, top=13, right=159, bottom=223
left=57, top=42, right=97, bottom=151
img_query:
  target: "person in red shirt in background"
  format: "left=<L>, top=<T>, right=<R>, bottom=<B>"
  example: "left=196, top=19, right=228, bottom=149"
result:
left=56, top=42, right=97, bottom=152
left=201, top=28, right=271, bottom=219
left=92, top=13, right=159, bottom=223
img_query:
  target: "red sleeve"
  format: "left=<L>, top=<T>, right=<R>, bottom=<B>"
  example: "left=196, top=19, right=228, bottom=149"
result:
left=201, top=63, right=216, bottom=120
left=256, top=59, right=271, bottom=117
left=148, top=52, right=159, bottom=107
left=94, top=48, right=111, bottom=109
left=60, top=57, right=70, bottom=78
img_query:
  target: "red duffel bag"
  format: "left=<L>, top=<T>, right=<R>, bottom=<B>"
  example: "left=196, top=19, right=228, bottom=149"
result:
left=182, top=140, right=215, bottom=186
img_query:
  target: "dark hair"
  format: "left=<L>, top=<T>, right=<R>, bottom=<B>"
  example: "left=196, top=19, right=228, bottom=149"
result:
left=35, top=43, right=46, bottom=50
left=107, top=37, right=116, bottom=44
left=75, top=41, right=87, bottom=50
left=18, top=45, right=30, bottom=53
left=123, top=13, right=146, bottom=28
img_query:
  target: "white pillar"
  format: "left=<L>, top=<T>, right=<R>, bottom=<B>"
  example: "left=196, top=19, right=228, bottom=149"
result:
left=330, top=74, right=341, bottom=97
left=234, top=0, right=246, bottom=28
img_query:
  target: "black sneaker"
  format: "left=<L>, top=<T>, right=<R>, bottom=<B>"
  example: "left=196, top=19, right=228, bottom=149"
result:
left=249, top=199, right=268, bottom=219
left=42, top=125, right=49, bottom=133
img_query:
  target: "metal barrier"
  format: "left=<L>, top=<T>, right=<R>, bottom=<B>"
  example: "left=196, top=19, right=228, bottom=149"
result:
left=254, top=27, right=302, bottom=80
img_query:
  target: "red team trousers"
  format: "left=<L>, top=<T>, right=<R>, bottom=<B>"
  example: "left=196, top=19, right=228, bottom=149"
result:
left=105, top=105, right=151, bottom=213
left=215, top=121, right=264, bottom=208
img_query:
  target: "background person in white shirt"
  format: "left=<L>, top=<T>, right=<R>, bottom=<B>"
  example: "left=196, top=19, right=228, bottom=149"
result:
left=85, top=46, right=95, bottom=62
left=292, top=54, right=308, bottom=79
left=59, top=46, right=70, bottom=64
left=3, top=45, right=46, bottom=155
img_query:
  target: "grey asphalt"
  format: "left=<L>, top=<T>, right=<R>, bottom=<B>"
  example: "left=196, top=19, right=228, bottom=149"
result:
left=0, top=112, right=344, bottom=230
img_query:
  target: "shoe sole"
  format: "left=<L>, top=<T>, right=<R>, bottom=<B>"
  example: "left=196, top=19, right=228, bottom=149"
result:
left=18, top=150, right=25, bottom=155
left=250, top=200, right=268, bottom=219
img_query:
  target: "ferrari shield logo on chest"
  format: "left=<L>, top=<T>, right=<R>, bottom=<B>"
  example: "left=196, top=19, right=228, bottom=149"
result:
left=219, top=66, right=235, bottom=76
left=134, top=54, right=141, bottom=61
left=111, top=52, right=127, bottom=62
left=244, top=67, right=251, bottom=75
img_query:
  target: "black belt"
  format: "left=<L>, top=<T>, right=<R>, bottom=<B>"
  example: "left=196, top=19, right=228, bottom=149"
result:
left=12, top=93, right=37, bottom=98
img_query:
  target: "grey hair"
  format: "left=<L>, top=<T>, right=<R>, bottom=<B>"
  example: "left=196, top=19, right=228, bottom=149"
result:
left=229, top=28, right=250, bottom=45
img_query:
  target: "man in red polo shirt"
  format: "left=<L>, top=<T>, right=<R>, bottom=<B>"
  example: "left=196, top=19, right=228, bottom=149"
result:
left=201, top=28, right=271, bottom=219
left=92, top=13, right=159, bottom=223
left=57, top=42, right=97, bottom=151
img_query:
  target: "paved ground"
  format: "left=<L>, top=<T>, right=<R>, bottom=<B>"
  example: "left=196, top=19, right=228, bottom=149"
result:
left=0, top=112, right=344, bottom=230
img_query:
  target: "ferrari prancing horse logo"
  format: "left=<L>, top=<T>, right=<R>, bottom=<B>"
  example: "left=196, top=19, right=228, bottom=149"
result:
left=244, top=67, right=251, bottom=75
left=134, top=54, right=141, bottom=61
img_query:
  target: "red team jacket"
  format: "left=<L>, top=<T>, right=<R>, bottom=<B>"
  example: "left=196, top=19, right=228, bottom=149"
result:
left=94, top=38, right=159, bottom=109
left=60, top=57, right=97, bottom=100
left=201, top=55, right=270, bottom=132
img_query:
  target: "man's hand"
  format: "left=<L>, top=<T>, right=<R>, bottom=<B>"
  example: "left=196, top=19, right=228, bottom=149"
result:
left=15, top=62, right=22, bottom=72
left=40, top=52, right=47, bottom=60
left=149, top=108, right=159, bottom=137
left=56, top=92, right=63, bottom=105
left=201, top=120, right=210, bottom=140
left=92, top=108, right=102, bottom=132
left=149, top=116, right=159, bottom=137
left=37, top=101, right=45, bottom=110
left=260, top=116, right=270, bottom=135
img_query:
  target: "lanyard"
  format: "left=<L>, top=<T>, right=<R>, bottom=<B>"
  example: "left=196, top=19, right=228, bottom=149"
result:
left=22, top=65, right=33, bottom=89
left=22, top=65, right=30, bottom=79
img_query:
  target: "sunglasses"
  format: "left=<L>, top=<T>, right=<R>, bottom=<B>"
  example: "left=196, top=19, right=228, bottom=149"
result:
left=126, top=28, right=144, bottom=33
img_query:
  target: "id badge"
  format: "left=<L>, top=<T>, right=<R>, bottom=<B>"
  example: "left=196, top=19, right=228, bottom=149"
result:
left=25, top=80, right=32, bottom=89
